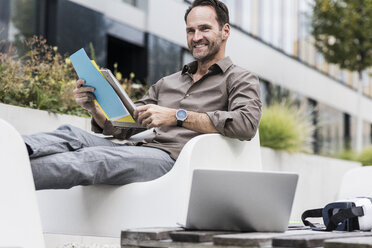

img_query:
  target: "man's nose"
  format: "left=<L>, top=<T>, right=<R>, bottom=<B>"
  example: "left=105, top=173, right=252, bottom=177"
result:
left=193, top=30, right=202, bottom=42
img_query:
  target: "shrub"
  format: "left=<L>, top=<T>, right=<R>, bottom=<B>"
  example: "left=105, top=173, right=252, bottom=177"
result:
left=0, top=36, right=147, bottom=117
left=259, top=102, right=314, bottom=153
left=358, top=146, right=372, bottom=166
left=337, top=149, right=358, bottom=161
left=112, top=63, right=148, bottom=101
left=0, top=36, right=88, bottom=116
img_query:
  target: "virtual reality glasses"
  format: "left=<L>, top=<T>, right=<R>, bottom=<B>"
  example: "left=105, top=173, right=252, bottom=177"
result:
left=302, top=197, right=372, bottom=231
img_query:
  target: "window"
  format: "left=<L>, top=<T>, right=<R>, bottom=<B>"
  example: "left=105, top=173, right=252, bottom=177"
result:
left=106, top=35, right=147, bottom=84
left=241, top=0, right=253, bottom=33
left=314, top=103, right=344, bottom=155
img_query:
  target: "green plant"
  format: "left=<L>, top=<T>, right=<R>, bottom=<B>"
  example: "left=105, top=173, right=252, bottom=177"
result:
left=312, top=0, right=372, bottom=74
left=89, top=42, right=96, bottom=62
left=358, top=146, right=372, bottom=166
left=0, top=36, right=148, bottom=116
left=89, top=43, right=148, bottom=102
left=259, top=102, right=314, bottom=153
left=337, top=149, right=358, bottom=161
left=0, top=36, right=88, bottom=116
left=112, top=62, right=149, bottom=102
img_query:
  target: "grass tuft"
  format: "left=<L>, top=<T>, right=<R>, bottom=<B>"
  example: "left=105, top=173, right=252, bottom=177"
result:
left=259, top=102, right=314, bottom=153
left=358, top=146, right=372, bottom=166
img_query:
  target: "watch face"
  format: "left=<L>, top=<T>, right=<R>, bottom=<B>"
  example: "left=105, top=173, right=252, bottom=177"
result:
left=177, top=109, right=187, bottom=120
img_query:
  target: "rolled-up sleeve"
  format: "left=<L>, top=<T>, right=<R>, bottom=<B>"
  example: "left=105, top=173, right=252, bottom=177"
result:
left=134, top=78, right=161, bottom=106
left=91, top=118, right=142, bottom=139
left=206, top=71, right=262, bottom=140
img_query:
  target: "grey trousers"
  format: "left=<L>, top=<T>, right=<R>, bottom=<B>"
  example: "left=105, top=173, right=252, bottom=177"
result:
left=22, top=125, right=175, bottom=190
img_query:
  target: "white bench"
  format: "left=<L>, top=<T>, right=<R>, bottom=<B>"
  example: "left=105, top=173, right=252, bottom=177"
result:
left=338, top=166, right=372, bottom=199
left=37, top=132, right=262, bottom=238
left=0, top=118, right=262, bottom=240
left=0, top=119, right=45, bottom=248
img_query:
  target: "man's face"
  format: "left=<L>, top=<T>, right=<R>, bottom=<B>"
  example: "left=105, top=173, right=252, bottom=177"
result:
left=186, top=6, right=226, bottom=63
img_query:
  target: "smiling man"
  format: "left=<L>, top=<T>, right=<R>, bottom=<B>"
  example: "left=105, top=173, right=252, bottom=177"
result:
left=23, top=0, right=262, bottom=190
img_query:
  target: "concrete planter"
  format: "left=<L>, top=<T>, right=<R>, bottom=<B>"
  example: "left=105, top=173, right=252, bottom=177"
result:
left=0, top=103, right=361, bottom=224
left=0, top=103, right=91, bottom=134
left=261, top=147, right=361, bottom=222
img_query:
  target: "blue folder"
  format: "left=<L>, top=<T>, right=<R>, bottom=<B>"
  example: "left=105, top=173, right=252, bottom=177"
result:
left=70, top=48, right=129, bottom=120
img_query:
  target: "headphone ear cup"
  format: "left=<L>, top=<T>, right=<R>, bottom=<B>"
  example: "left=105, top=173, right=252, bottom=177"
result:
left=302, top=198, right=372, bottom=231
left=354, top=198, right=372, bottom=231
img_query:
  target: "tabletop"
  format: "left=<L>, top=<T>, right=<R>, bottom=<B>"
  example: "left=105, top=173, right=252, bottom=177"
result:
left=121, top=226, right=372, bottom=248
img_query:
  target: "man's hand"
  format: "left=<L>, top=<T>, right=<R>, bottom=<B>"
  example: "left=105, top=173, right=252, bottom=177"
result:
left=73, top=79, right=96, bottom=112
left=73, top=79, right=107, bottom=129
left=134, top=104, right=177, bottom=129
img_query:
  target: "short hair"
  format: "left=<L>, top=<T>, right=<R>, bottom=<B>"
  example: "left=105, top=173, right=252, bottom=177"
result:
left=184, top=0, right=230, bottom=29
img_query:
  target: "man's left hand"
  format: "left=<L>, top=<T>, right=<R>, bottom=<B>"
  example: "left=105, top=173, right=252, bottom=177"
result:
left=134, top=104, right=177, bottom=128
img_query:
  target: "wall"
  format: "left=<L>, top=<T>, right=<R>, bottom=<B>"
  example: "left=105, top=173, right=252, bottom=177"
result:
left=146, top=0, right=372, bottom=123
left=0, top=0, right=10, bottom=43
left=261, top=147, right=361, bottom=222
left=0, top=103, right=91, bottom=134
left=62, top=0, right=372, bottom=123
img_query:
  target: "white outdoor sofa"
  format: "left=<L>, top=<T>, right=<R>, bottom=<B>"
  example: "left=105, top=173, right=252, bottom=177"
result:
left=0, top=118, right=262, bottom=243
left=338, top=166, right=372, bottom=199
left=0, top=119, right=45, bottom=248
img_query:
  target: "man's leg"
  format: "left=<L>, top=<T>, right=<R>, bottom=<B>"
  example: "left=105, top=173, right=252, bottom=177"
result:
left=31, top=145, right=175, bottom=190
left=22, top=124, right=120, bottom=158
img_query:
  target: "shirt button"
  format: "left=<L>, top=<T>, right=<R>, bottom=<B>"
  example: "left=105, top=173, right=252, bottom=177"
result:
left=185, top=94, right=190, bottom=97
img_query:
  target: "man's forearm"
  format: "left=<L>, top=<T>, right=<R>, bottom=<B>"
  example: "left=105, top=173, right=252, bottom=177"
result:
left=183, top=111, right=218, bottom=134
left=134, top=104, right=218, bottom=133
left=90, top=105, right=107, bottom=129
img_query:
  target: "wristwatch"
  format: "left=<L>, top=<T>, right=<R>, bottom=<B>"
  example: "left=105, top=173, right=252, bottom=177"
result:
left=176, top=109, right=188, bottom=127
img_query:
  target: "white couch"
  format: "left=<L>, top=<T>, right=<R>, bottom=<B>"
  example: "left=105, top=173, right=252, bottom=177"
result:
left=0, top=117, right=262, bottom=239
left=37, top=132, right=262, bottom=238
left=0, top=119, right=45, bottom=248
left=338, top=166, right=372, bottom=199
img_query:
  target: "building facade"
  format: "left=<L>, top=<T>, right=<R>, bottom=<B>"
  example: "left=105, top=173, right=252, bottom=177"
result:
left=0, top=0, right=371, bottom=155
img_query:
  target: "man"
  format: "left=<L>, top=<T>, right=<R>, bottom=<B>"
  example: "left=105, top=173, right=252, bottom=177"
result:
left=23, top=0, right=262, bottom=190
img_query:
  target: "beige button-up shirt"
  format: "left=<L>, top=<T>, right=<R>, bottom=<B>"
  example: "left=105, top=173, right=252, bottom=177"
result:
left=92, top=57, right=262, bottom=160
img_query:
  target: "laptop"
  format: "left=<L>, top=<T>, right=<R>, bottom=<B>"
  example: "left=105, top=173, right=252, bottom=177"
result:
left=182, top=169, right=299, bottom=232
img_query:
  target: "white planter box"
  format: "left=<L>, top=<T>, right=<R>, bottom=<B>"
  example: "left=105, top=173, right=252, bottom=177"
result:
left=261, top=147, right=361, bottom=222
left=0, top=103, right=91, bottom=134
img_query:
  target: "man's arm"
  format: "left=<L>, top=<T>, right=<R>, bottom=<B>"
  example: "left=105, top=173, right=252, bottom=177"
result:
left=74, top=78, right=160, bottom=139
left=183, top=111, right=218, bottom=133
left=134, top=104, right=218, bottom=133
left=73, top=79, right=136, bottom=139
left=134, top=71, right=261, bottom=139
left=204, top=71, right=262, bottom=140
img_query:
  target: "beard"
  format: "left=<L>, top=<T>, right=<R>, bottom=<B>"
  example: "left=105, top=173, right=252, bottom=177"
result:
left=189, top=34, right=223, bottom=63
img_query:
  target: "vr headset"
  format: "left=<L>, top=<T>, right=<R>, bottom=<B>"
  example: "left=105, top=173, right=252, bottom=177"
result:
left=302, top=197, right=372, bottom=231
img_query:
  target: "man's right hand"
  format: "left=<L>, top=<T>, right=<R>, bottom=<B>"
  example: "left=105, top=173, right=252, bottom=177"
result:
left=73, top=79, right=107, bottom=129
left=73, top=79, right=96, bottom=112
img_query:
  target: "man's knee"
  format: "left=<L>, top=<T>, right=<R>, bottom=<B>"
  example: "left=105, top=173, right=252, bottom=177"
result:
left=57, top=124, right=81, bottom=133
left=56, top=124, right=88, bottom=143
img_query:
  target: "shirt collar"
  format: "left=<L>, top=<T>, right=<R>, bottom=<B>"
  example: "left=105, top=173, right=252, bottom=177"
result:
left=181, top=56, right=233, bottom=75
left=215, top=56, right=233, bottom=73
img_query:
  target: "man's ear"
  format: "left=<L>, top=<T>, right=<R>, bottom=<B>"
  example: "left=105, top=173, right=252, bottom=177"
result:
left=222, top=23, right=230, bottom=40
